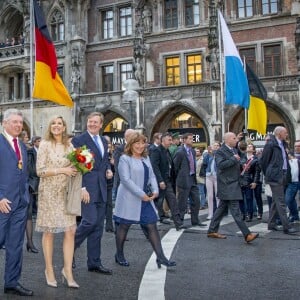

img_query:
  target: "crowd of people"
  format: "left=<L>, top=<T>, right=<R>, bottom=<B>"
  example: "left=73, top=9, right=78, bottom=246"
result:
left=0, top=108, right=299, bottom=296
left=0, top=35, right=24, bottom=48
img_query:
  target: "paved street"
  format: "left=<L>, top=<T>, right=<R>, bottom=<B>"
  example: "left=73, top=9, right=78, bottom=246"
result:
left=1, top=206, right=300, bottom=300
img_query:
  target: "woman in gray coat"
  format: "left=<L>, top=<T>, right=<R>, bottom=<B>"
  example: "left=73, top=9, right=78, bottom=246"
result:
left=113, top=132, right=176, bottom=268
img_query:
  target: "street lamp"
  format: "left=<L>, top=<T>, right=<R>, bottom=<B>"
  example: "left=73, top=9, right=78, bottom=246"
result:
left=122, top=79, right=140, bottom=128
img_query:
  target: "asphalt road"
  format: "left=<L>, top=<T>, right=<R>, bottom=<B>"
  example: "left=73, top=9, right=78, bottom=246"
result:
left=0, top=207, right=300, bottom=300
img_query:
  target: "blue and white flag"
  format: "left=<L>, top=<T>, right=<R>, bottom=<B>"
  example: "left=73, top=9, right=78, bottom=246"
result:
left=218, top=11, right=250, bottom=108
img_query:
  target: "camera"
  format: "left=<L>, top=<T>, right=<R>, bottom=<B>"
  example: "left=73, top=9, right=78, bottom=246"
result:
left=146, top=184, right=153, bottom=197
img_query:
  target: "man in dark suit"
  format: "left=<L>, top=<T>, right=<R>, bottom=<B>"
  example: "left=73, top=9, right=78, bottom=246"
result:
left=207, top=132, right=258, bottom=243
left=72, top=112, right=113, bottom=274
left=0, top=109, right=33, bottom=296
left=260, top=126, right=296, bottom=234
left=173, top=133, right=206, bottom=227
left=26, top=135, right=41, bottom=253
left=150, top=132, right=184, bottom=230
left=148, top=132, right=162, bottom=157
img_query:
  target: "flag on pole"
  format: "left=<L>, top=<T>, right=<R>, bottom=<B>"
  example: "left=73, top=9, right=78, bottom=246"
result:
left=246, top=64, right=267, bottom=134
left=218, top=11, right=250, bottom=108
left=32, top=0, right=73, bottom=107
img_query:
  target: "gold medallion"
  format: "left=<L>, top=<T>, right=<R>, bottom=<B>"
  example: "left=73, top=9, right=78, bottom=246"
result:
left=18, top=161, right=23, bottom=170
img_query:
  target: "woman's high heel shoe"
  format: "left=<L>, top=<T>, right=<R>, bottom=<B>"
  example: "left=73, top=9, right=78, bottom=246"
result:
left=61, top=268, right=79, bottom=288
left=45, top=270, right=57, bottom=288
left=115, top=254, right=130, bottom=267
left=156, top=258, right=176, bottom=269
left=26, top=243, right=39, bottom=254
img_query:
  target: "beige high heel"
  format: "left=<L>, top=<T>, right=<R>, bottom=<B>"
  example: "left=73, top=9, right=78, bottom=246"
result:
left=61, top=268, right=79, bottom=289
left=45, top=270, right=57, bottom=288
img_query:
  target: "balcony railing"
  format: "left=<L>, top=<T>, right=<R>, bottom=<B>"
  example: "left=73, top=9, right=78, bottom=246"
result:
left=0, top=44, right=25, bottom=60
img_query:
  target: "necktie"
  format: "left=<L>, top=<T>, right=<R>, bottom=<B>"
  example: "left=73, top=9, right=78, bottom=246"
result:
left=188, top=149, right=195, bottom=175
left=93, top=135, right=102, bottom=157
left=13, top=138, right=21, bottom=161
left=279, top=142, right=287, bottom=170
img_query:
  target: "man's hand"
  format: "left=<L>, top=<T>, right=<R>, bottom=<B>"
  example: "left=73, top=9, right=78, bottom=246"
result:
left=0, top=198, right=12, bottom=214
left=237, top=132, right=244, bottom=141
left=233, top=154, right=240, bottom=161
left=159, top=182, right=166, bottom=190
left=106, top=169, right=113, bottom=179
left=81, top=188, right=90, bottom=204
left=250, top=183, right=257, bottom=189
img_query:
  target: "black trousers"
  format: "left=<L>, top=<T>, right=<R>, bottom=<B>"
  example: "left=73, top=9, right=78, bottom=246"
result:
left=156, top=179, right=182, bottom=226
left=176, top=176, right=200, bottom=225
left=208, top=199, right=250, bottom=237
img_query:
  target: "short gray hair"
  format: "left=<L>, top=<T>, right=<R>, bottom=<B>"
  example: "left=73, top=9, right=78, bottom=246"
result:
left=3, top=108, right=23, bottom=121
left=273, top=126, right=285, bottom=137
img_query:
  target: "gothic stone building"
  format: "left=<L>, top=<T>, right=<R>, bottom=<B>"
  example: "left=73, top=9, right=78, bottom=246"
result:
left=0, top=0, right=299, bottom=148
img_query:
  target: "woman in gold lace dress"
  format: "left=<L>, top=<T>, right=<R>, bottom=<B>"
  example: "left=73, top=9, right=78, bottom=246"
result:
left=36, top=116, right=80, bottom=289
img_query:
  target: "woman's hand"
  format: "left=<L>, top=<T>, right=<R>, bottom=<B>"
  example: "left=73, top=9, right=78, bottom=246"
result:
left=63, top=166, right=78, bottom=177
left=142, top=192, right=158, bottom=202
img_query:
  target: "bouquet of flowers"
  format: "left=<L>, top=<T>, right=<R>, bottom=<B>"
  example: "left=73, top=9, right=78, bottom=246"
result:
left=67, top=145, right=95, bottom=174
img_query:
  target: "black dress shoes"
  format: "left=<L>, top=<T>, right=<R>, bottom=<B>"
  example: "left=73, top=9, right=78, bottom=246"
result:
left=4, top=284, right=33, bottom=296
left=26, top=243, right=39, bottom=253
left=284, top=228, right=297, bottom=235
left=88, top=264, right=112, bottom=275
left=175, top=224, right=187, bottom=231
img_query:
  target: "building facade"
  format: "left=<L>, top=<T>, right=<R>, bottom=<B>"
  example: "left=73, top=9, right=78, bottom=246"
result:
left=0, top=0, right=299, bottom=147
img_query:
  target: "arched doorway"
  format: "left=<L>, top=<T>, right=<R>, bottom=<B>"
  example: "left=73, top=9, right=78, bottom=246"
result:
left=151, top=105, right=209, bottom=148
left=229, top=104, right=296, bottom=148
left=103, top=111, right=129, bottom=146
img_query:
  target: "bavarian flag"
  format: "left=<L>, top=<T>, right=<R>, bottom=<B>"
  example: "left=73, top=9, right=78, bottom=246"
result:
left=32, top=0, right=73, bottom=107
left=246, top=64, right=267, bottom=134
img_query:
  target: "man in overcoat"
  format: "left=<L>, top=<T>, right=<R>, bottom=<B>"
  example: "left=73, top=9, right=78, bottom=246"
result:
left=260, top=126, right=296, bottom=234
left=207, top=132, right=259, bottom=243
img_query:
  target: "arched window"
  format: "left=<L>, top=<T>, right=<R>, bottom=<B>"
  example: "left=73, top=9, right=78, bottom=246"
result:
left=50, top=9, right=64, bottom=41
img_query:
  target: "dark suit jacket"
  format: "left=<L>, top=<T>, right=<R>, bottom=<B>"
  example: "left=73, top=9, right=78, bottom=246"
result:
left=215, top=144, right=242, bottom=200
left=112, top=143, right=125, bottom=189
left=0, top=134, right=29, bottom=210
left=149, top=144, right=175, bottom=186
left=27, top=147, right=39, bottom=193
left=173, top=145, right=197, bottom=189
left=260, top=134, right=291, bottom=184
left=72, top=131, right=110, bottom=203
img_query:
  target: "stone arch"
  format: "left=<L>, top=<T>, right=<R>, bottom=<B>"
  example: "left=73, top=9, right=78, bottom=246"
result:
left=148, top=102, right=210, bottom=144
left=0, top=4, right=24, bottom=41
left=102, top=108, right=129, bottom=132
left=228, top=100, right=297, bottom=144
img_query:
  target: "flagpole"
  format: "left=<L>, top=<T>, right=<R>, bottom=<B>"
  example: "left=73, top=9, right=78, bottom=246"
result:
left=218, top=10, right=225, bottom=138
left=29, top=0, right=34, bottom=137
left=243, top=56, right=248, bottom=135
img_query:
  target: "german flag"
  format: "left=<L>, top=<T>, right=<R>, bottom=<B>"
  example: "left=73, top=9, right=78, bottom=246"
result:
left=246, top=64, right=267, bottom=134
left=32, top=0, right=73, bottom=107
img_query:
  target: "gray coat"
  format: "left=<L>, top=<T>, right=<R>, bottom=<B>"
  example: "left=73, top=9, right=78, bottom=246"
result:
left=114, top=155, right=158, bottom=221
left=215, top=144, right=242, bottom=200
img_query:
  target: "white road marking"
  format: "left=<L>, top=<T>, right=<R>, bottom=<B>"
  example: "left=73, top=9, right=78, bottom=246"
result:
left=138, top=204, right=272, bottom=299
left=138, top=228, right=183, bottom=300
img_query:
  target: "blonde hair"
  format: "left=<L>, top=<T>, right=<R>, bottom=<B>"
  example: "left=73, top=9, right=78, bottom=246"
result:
left=44, top=115, right=69, bottom=148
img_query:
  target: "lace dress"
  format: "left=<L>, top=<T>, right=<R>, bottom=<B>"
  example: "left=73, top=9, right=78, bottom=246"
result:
left=36, top=140, right=76, bottom=233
